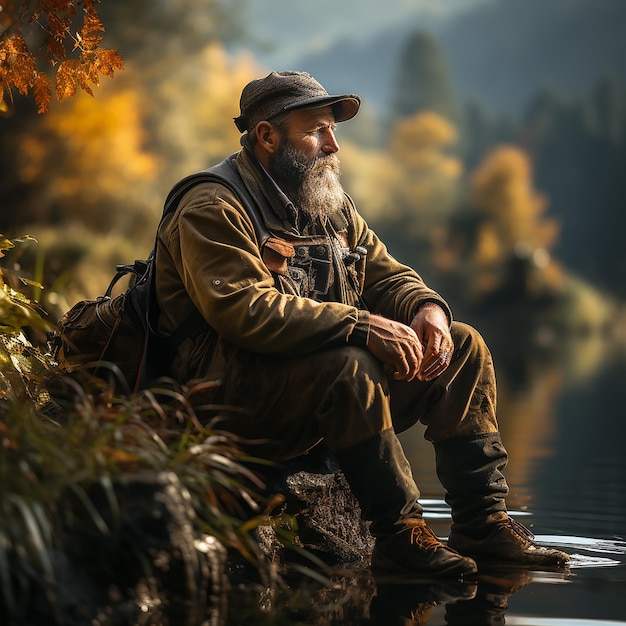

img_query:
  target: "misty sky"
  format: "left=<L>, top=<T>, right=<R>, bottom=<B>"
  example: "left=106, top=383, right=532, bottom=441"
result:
left=236, top=0, right=495, bottom=67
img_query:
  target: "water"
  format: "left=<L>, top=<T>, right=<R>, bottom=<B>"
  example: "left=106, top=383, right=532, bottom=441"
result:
left=226, top=331, right=626, bottom=625
left=394, top=330, right=626, bottom=625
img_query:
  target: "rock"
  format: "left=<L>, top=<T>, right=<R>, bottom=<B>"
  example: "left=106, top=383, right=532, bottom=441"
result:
left=258, top=443, right=375, bottom=568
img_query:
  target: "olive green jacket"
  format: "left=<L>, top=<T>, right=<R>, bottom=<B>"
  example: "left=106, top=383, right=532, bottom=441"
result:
left=154, top=149, right=451, bottom=382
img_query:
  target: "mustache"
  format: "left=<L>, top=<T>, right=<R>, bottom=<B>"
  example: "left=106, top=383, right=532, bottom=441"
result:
left=310, top=152, right=340, bottom=173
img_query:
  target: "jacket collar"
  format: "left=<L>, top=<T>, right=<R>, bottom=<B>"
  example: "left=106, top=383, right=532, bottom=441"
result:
left=235, top=148, right=301, bottom=233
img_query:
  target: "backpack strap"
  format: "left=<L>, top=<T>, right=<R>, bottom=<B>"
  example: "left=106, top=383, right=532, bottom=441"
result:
left=140, top=153, right=270, bottom=388
left=161, top=152, right=271, bottom=247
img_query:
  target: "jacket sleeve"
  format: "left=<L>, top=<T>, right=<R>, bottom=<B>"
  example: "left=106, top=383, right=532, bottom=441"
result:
left=159, top=182, right=369, bottom=356
left=350, top=207, right=452, bottom=326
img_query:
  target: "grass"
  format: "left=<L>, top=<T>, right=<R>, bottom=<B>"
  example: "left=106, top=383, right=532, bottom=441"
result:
left=0, top=235, right=287, bottom=623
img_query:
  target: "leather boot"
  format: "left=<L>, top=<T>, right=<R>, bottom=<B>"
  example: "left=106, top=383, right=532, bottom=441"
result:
left=435, top=432, right=569, bottom=569
left=335, top=429, right=477, bottom=578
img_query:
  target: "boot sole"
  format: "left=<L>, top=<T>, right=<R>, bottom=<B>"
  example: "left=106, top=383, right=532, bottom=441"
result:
left=371, top=552, right=478, bottom=579
left=460, top=553, right=569, bottom=571
left=448, top=541, right=570, bottom=571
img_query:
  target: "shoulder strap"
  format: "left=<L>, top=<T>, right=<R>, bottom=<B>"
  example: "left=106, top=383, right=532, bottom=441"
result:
left=162, top=152, right=271, bottom=247
left=140, top=153, right=271, bottom=388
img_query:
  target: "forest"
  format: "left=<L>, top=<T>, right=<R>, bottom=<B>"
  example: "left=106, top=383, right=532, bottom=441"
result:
left=1, top=1, right=623, bottom=332
left=0, top=0, right=625, bottom=623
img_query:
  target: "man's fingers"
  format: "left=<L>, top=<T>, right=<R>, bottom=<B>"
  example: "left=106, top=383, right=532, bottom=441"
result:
left=419, top=348, right=452, bottom=380
left=366, top=314, right=424, bottom=380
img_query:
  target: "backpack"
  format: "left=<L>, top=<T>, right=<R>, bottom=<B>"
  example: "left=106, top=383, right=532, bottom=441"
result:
left=49, top=154, right=269, bottom=394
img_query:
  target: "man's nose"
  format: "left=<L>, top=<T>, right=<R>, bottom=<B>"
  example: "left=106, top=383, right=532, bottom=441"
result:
left=322, top=128, right=340, bottom=154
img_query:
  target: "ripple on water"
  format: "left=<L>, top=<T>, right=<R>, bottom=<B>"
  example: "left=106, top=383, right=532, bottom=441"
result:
left=534, top=534, right=626, bottom=568
left=506, top=615, right=626, bottom=626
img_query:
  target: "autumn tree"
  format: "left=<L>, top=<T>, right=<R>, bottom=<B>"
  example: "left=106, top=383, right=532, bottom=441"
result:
left=0, top=0, right=259, bottom=307
left=0, top=0, right=123, bottom=114
left=2, top=40, right=259, bottom=310
left=468, top=145, right=560, bottom=298
left=342, top=111, right=463, bottom=284
left=389, top=111, right=462, bottom=220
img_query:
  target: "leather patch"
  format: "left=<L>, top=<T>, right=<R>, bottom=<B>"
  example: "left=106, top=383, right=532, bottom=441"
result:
left=265, top=237, right=295, bottom=258
left=262, top=237, right=295, bottom=274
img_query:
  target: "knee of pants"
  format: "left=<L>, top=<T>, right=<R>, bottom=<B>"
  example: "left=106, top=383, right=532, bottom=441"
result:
left=451, top=321, right=493, bottom=365
left=389, top=321, right=497, bottom=440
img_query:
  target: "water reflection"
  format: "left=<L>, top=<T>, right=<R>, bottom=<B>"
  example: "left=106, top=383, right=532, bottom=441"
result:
left=225, top=546, right=626, bottom=625
left=226, top=566, right=558, bottom=625
left=400, top=327, right=626, bottom=536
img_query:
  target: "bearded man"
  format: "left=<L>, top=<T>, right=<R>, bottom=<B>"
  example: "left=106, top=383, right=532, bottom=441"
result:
left=154, top=71, right=569, bottom=577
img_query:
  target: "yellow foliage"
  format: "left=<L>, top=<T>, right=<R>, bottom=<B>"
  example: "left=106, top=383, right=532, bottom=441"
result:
left=0, top=236, right=50, bottom=333
left=383, top=111, right=463, bottom=233
left=15, top=83, right=162, bottom=244
left=474, top=223, right=503, bottom=267
left=339, top=143, right=400, bottom=221
left=45, top=86, right=158, bottom=189
left=390, top=111, right=461, bottom=175
left=152, top=43, right=264, bottom=181
left=392, top=111, right=458, bottom=151
left=471, top=145, right=559, bottom=261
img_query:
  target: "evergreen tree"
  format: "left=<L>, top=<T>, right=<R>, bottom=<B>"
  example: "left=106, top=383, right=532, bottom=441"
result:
left=391, top=30, right=459, bottom=124
left=460, top=98, right=519, bottom=169
left=523, top=78, right=626, bottom=297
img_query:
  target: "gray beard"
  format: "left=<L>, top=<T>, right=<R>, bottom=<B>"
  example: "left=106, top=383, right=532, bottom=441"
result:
left=270, top=142, right=345, bottom=220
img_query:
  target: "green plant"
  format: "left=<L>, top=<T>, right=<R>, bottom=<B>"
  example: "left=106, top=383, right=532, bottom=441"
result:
left=0, top=236, right=285, bottom=622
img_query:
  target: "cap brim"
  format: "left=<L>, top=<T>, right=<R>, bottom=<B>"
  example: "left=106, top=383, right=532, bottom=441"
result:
left=283, top=94, right=361, bottom=122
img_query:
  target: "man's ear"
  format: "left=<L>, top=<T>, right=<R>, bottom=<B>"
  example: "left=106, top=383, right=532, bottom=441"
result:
left=254, top=121, right=280, bottom=155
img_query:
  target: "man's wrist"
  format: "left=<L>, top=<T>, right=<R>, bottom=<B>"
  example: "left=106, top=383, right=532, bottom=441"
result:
left=413, top=299, right=452, bottom=326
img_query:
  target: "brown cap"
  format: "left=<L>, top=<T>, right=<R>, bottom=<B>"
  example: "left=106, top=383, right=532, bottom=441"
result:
left=234, top=70, right=361, bottom=133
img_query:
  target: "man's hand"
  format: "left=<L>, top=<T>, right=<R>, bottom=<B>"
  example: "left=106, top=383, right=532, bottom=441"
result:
left=366, top=314, right=424, bottom=381
left=410, top=302, right=453, bottom=381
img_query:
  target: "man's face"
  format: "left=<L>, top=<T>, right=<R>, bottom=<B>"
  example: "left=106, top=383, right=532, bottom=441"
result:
left=269, top=106, right=345, bottom=218
left=281, top=106, right=340, bottom=161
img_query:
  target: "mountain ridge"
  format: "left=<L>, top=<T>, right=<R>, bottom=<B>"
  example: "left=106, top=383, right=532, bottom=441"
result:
left=287, top=0, right=626, bottom=117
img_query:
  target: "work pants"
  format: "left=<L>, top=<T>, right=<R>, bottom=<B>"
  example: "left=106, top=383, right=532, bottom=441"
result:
left=214, top=321, right=499, bottom=461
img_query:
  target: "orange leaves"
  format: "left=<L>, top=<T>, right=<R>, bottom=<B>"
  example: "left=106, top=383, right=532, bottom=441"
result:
left=33, top=71, right=51, bottom=112
left=0, top=0, right=123, bottom=114
left=56, top=49, right=123, bottom=101
left=75, top=11, right=103, bottom=52
left=55, top=58, right=79, bottom=99
left=0, top=34, right=35, bottom=98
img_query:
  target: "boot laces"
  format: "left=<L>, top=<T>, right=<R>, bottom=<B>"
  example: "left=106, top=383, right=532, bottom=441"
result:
left=500, top=516, right=535, bottom=542
left=406, top=520, right=444, bottom=553
left=411, top=603, right=436, bottom=621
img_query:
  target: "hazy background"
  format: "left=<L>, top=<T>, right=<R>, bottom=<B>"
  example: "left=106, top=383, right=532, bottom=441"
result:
left=3, top=0, right=625, bottom=322
left=2, top=0, right=625, bottom=373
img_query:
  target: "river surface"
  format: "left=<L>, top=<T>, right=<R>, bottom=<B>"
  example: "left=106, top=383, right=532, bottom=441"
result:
left=226, top=330, right=626, bottom=625
left=394, top=331, right=626, bottom=625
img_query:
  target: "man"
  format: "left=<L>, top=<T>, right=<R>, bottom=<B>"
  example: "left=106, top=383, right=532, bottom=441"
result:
left=155, top=71, right=569, bottom=577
